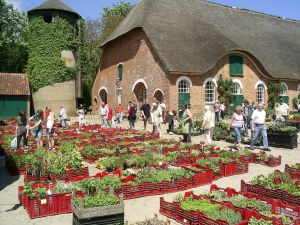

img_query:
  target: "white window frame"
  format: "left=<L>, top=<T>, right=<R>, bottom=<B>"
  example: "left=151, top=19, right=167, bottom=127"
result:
left=256, top=84, right=265, bottom=103
left=233, top=82, right=241, bottom=95
left=205, top=81, right=216, bottom=103
left=280, top=82, right=288, bottom=96
left=178, top=80, right=190, bottom=93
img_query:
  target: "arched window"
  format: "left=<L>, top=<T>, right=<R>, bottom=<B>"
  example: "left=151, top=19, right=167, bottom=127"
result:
left=178, top=80, right=190, bottom=93
left=233, top=82, right=241, bottom=95
left=142, top=88, right=147, bottom=103
left=205, top=81, right=216, bottom=103
left=256, top=84, right=265, bottom=103
left=117, top=63, right=123, bottom=81
left=280, top=83, right=288, bottom=96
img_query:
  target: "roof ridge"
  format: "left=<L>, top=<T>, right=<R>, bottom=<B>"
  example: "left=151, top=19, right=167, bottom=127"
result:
left=205, top=0, right=300, bottom=24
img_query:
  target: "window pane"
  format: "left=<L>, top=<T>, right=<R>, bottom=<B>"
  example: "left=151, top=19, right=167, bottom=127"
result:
left=256, top=84, right=265, bottom=103
left=205, top=81, right=215, bottom=103
left=178, top=80, right=190, bottom=93
left=233, top=83, right=241, bottom=95
left=280, top=85, right=287, bottom=95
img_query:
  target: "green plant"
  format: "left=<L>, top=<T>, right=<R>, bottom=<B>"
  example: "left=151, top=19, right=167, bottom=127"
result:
left=74, top=191, right=120, bottom=208
left=293, top=97, right=299, bottom=110
left=268, top=122, right=297, bottom=134
left=217, top=75, right=234, bottom=115
left=248, top=217, right=272, bottom=225
left=196, top=158, right=220, bottom=172
left=267, top=82, right=282, bottom=109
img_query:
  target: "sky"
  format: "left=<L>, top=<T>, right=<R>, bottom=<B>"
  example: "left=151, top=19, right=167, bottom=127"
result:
left=5, top=0, right=300, bottom=21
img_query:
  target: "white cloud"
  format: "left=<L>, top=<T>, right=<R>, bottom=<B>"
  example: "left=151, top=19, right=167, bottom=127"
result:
left=5, top=0, right=23, bottom=11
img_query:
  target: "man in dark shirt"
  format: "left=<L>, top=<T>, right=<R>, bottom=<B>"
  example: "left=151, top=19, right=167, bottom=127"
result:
left=141, top=100, right=151, bottom=130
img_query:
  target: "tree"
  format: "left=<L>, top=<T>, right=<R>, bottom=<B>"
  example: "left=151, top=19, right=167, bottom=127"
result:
left=267, top=82, right=282, bottom=109
left=80, top=1, right=135, bottom=107
left=0, top=0, right=28, bottom=72
left=217, top=75, right=234, bottom=114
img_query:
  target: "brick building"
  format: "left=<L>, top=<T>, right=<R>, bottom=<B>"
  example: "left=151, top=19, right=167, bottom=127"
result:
left=92, top=0, right=300, bottom=116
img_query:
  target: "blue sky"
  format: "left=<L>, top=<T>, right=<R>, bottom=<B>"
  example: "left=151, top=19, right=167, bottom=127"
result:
left=5, top=0, right=300, bottom=20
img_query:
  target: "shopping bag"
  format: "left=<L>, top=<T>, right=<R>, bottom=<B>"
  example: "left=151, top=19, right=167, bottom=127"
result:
left=182, top=122, right=190, bottom=134
left=11, top=137, right=17, bottom=149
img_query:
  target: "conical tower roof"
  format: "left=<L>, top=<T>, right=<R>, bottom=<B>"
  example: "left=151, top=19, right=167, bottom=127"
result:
left=28, top=0, right=80, bottom=18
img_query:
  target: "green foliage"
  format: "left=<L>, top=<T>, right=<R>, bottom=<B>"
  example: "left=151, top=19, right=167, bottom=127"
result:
left=293, top=97, right=298, bottom=110
left=181, top=198, right=243, bottom=225
left=248, top=217, right=272, bottom=225
left=268, top=122, right=297, bottom=134
left=217, top=75, right=234, bottom=114
left=74, top=191, right=120, bottom=208
left=267, top=82, right=282, bottom=109
left=26, top=17, right=78, bottom=91
left=0, top=0, right=28, bottom=72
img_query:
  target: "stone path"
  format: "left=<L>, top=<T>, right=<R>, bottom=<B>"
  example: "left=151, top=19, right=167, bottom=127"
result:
left=0, top=115, right=299, bottom=225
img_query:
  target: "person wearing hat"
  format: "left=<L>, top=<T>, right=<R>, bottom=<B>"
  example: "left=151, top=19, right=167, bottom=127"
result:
left=277, top=98, right=290, bottom=123
left=59, top=106, right=67, bottom=127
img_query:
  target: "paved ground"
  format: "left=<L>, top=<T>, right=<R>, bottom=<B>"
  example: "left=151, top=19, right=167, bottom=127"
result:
left=0, top=115, right=299, bottom=225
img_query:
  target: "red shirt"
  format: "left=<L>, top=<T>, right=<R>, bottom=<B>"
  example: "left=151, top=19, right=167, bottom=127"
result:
left=107, top=107, right=113, bottom=120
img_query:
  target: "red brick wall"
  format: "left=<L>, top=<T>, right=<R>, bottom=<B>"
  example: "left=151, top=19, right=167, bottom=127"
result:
left=92, top=30, right=300, bottom=116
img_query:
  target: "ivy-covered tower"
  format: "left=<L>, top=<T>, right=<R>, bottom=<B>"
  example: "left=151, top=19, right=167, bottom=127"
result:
left=27, top=0, right=82, bottom=115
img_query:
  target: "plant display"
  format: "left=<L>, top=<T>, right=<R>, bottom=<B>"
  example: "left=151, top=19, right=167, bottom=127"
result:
left=268, top=122, right=297, bottom=134
left=133, top=168, right=194, bottom=185
left=73, top=191, right=120, bottom=208
left=181, top=197, right=243, bottom=225
left=250, top=172, right=300, bottom=196
left=248, top=217, right=272, bottom=225
left=208, top=191, right=292, bottom=225
left=23, top=181, right=47, bottom=198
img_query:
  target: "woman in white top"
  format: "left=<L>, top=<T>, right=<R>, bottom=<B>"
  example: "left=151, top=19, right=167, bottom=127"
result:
left=202, top=105, right=215, bottom=145
left=229, top=106, right=244, bottom=150
left=46, top=108, right=55, bottom=150
left=151, top=103, right=161, bottom=136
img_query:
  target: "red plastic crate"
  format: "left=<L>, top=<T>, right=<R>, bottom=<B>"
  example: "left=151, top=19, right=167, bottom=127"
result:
left=27, top=195, right=58, bottom=219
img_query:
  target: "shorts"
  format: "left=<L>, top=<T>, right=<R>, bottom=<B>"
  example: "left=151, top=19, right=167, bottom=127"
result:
left=144, top=116, right=151, bottom=124
left=46, top=128, right=54, bottom=136
left=32, top=130, right=43, bottom=139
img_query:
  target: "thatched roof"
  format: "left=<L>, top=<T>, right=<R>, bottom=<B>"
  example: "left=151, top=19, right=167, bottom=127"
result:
left=0, top=73, right=30, bottom=96
left=102, top=0, right=300, bottom=80
left=28, top=0, right=80, bottom=18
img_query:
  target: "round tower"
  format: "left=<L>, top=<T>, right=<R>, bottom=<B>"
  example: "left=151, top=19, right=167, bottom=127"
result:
left=27, top=0, right=82, bottom=115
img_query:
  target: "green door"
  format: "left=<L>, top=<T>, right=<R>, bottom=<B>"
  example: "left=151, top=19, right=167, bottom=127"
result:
left=281, top=96, right=289, bottom=104
left=231, top=95, right=244, bottom=109
left=178, top=93, right=190, bottom=118
left=0, top=96, right=27, bottom=120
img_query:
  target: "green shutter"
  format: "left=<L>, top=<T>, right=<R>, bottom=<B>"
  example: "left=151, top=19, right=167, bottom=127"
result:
left=118, top=64, right=123, bottom=81
left=281, top=96, right=289, bottom=104
left=230, top=95, right=244, bottom=115
left=229, top=56, right=243, bottom=76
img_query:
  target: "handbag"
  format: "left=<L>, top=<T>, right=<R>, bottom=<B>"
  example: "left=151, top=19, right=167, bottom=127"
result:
left=11, top=137, right=17, bottom=149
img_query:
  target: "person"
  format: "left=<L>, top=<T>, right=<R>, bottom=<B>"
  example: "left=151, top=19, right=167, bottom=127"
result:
left=15, top=111, right=28, bottom=150
left=116, top=103, right=124, bottom=123
left=220, top=102, right=225, bottom=120
left=151, top=103, right=162, bottom=135
left=229, top=106, right=244, bottom=150
left=214, top=101, right=221, bottom=123
left=167, top=110, right=177, bottom=135
left=298, top=102, right=300, bottom=113
left=132, top=100, right=138, bottom=112
left=29, top=109, right=44, bottom=149
left=182, top=104, right=193, bottom=143
left=250, top=103, right=271, bottom=151
left=77, top=105, right=86, bottom=127
left=44, top=106, right=50, bottom=120
left=127, top=102, right=137, bottom=129
left=46, top=108, right=55, bottom=150
left=158, top=101, right=166, bottom=123
left=277, top=98, right=289, bottom=123
left=243, top=99, right=253, bottom=137
left=107, top=104, right=113, bottom=128
left=202, top=105, right=215, bottom=145
left=59, top=106, right=67, bottom=128
left=141, top=100, right=151, bottom=130
left=99, top=102, right=109, bottom=128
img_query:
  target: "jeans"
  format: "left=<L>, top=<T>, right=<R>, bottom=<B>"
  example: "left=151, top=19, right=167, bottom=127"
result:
left=17, top=131, right=28, bottom=148
left=101, top=116, right=108, bottom=127
left=168, top=120, right=174, bottom=133
left=244, top=118, right=252, bottom=136
left=250, top=124, right=268, bottom=149
left=129, top=120, right=135, bottom=129
left=233, top=126, right=242, bottom=143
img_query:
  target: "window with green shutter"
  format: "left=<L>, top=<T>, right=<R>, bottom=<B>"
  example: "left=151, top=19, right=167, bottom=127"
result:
left=118, top=64, right=123, bottom=81
left=229, top=55, right=243, bottom=77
